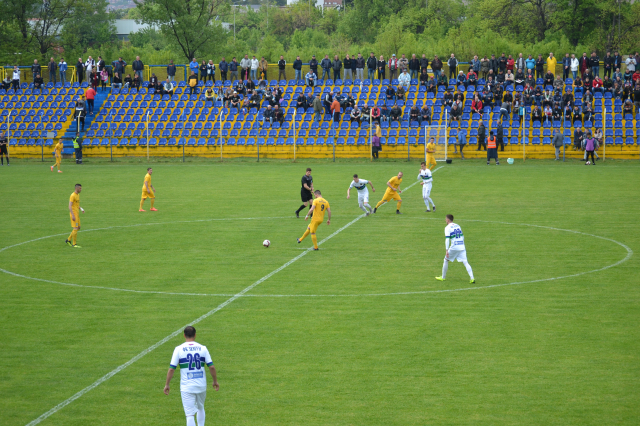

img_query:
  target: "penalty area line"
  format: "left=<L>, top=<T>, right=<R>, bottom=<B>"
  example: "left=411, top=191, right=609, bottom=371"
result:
left=25, top=212, right=366, bottom=426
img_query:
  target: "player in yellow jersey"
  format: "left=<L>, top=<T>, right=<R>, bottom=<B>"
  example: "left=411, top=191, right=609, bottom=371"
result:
left=51, top=140, right=64, bottom=173
left=65, top=184, right=83, bottom=248
left=297, top=190, right=331, bottom=251
left=426, top=137, right=437, bottom=170
left=139, top=167, right=157, bottom=211
left=373, top=172, right=403, bottom=214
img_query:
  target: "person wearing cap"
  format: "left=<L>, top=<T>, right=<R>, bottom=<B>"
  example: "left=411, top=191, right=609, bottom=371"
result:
left=230, top=91, right=240, bottom=109
left=388, top=54, right=399, bottom=80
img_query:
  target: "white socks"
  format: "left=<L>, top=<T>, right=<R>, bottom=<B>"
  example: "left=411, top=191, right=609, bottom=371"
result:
left=463, top=260, right=474, bottom=280
left=442, top=259, right=474, bottom=280
left=187, top=416, right=196, bottom=426
left=423, top=197, right=435, bottom=210
left=197, top=409, right=205, bottom=426
left=359, top=202, right=372, bottom=213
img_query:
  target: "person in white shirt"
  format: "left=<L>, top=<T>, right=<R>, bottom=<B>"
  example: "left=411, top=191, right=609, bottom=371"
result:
left=164, top=326, right=219, bottom=426
left=418, top=162, right=436, bottom=212
left=347, top=174, right=376, bottom=215
left=398, top=69, right=411, bottom=90
left=84, top=56, right=95, bottom=84
left=570, top=54, right=579, bottom=79
left=11, top=66, right=20, bottom=90
left=250, top=55, right=259, bottom=80
left=436, top=214, right=475, bottom=283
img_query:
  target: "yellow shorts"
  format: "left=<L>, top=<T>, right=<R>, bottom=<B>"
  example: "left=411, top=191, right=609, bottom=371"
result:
left=142, top=190, right=155, bottom=199
left=70, top=213, right=80, bottom=228
left=308, top=220, right=322, bottom=234
left=381, top=189, right=402, bottom=203
left=426, top=155, right=437, bottom=168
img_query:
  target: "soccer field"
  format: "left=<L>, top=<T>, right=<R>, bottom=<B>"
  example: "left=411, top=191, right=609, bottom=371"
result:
left=1, top=158, right=639, bottom=426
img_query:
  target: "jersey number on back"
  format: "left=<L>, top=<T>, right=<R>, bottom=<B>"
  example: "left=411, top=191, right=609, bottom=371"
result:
left=186, top=353, right=201, bottom=370
left=320, top=205, right=325, bottom=211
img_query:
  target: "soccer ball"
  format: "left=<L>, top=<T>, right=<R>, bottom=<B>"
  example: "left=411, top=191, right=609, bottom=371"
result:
left=507, top=158, right=514, bottom=165
left=263, top=240, right=270, bottom=248
left=586, top=161, right=591, bottom=165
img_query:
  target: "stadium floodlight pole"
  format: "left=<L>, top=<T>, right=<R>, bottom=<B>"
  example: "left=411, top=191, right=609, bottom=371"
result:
left=146, top=111, right=150, bottom=161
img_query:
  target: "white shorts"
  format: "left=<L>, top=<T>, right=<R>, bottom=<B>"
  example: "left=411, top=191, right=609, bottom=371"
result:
left=446, top=248, right=467, bottom=263
left=181, top=391, right=206, bottom=416
left=422, top=184, right=432, bottom=197
left=357, top=191, right=369, bottom=204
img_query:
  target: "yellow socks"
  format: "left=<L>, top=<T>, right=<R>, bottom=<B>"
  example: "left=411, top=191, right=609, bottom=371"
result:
left=150, top=198, right=155, bottom=209
left=396, top=201, right=402, bottom=210
left=70, top=229, right=77, bottom=245
left=300, top=228, right=310, bottom=241
left=311, top=234, right=318, bottom=249
left=140, top=199, right=145, bottom=210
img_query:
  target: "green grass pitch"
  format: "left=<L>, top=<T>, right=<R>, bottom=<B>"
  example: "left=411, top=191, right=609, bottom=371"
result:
left=1, top=158, right=639, bottom=425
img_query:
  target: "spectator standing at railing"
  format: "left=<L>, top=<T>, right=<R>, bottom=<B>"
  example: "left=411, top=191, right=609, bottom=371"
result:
left=561, top=53, right=571, bottom=79
left=90, top=69, right=99, bottom=91
left=535, top=54, right=544, bottom=79
left=320, top=55, right=331, bottom=80
left=259, top=56, right=268, bottom=80
left=590, top=52, right=600, bottom=77
left=165, top=59, right=176, bottom=83
left=546, top=52, right=557, bottom=75
left=625, top=54, right=636, bottom=74
left=448, top=54, right=458, bottom=79
left=31, top=59, right=41, bottom=81
left=96, top=56, right=105, bottom=73
left=278, top=55, right=286, bottom=81
left=367, top=53, right=377, bottom=81
left=578, top=52, right=589, bottom=77
left=516, top=53, right=525, bottom=71
left=218, top=57, right=228, bottom=81
left=332, top=55, right=341, bottom=81
left=250, top=56, right=259, bottom=80
left=48, top=57, right=57, bottom=84
left=230, top=57, right=239, bottom=81
left=525, top=54, right=535, bottom=73
left=114, top=57, right=126, bottom=76
left=59, top=58, right=67, bottom=84
left=132, top=56, right=145, bottom=81
left=293, top=56, right=303, bottom=81
left=343, top=54, right=352, bottom=80
left=199, top=60, right=207, bottom=81
left=240, top=54, right=250, bottom=81
left=377, top=55, right=386, bottom=80
left=308, top=55, right=318, bottom=79
left=76, top=58, right=84, bottom=84
left=506, top=54, right=514, bottom=73
left=431, top=55, right=443, bottom=80
left=355, top=53, right=365, bottom=81
left=604, top=52, right=614, bottom=78
left=100, top=68, right=108, bottom=91
left=85, top=56, right=95, bottom=83
left=480, top=56, right=490, bottom=79
left=207, top=60, right=216, bottom=82
left=409, top=54, right=420, bottom=80
left=471, top=55, right=481, bottom=75
left=398, top=54, right=408, bottom=75
left=570, top=54, right=579, bottom=79
left=388, top=54, right=398, bottom=80
left=420, top=54, right=429, bottom=74
left=613, top=51, right=622, bottom=73
left=498, top=53, right=507, bottom=73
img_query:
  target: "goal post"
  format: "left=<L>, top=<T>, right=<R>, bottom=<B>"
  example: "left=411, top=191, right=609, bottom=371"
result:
left=435, top=110, right=448, bottom=162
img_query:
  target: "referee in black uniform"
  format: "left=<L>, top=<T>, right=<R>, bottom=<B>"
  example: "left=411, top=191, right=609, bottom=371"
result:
left=0, top=132, right=9, bottom=166
left=295, top=168, right=314, bottom=218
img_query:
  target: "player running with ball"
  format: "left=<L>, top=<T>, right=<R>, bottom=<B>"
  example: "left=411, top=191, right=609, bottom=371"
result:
left=418, top=162, right=436, bottom=212
left=436, top=214, right=475, bottom=283
left=347, top=174, right=375, bottom=215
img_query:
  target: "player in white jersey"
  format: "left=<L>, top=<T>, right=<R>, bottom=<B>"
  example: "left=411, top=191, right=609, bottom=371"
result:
left=165, top=326, right=219, bottom=426
left=418, top=161, right=436, bottom=212
left=347, top=174, right=376, bottom=215
left=436, top=214, right=475, bottom=283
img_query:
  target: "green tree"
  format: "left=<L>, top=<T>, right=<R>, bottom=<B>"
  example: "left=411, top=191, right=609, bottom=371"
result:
left=61, top=0, right=116, bottom=54
left=134, top=0, right=228, bottom=62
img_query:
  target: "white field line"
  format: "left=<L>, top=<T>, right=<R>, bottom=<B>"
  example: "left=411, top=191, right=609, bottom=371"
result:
left=24, top=213, right=367, bottom=426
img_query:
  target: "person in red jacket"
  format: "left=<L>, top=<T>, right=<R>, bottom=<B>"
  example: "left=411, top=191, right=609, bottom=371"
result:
left=471, top=95, right=483, bottom=115
left=330, top=98, right=341, bottom=123
left=85, top=87, right=96, bottom=115
left=592, top=75, right=604, bottom=94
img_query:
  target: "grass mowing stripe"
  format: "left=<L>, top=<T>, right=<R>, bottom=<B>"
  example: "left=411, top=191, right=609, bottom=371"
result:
left=24, top=213, right=368, bottom=426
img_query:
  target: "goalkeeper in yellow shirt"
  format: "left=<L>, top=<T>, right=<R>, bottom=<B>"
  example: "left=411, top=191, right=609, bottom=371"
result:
left=139, top=167, right=158, bottom=211
left=374, top=172, right=403, bottom=214
left=426, top=137, right=437, bottom=170
left=51, top=140, right=63, bottom=173
left=297, top=190, right=331, bottom=251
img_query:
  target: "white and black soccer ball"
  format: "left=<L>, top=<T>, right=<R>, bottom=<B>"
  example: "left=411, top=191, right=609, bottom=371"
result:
left=585, top=161, right=591, bottom=165
left=263, top=239, right=270, bottom=248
